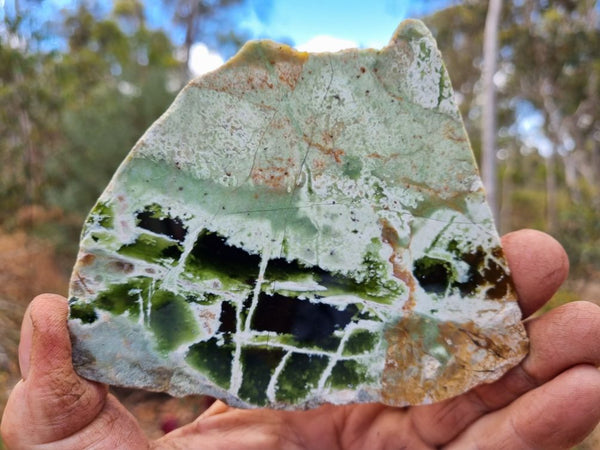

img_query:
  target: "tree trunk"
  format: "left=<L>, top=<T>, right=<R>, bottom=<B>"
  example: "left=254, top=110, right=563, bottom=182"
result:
left=481, top=0, right=502, bottom=225
left=499, top=155, right=513, bottom=234
left=545, top=151, right=557, bottom=235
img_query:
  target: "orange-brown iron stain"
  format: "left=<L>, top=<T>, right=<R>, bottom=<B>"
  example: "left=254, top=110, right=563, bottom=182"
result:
left=193, top=43, right=307, bottom=97
left=251, top=156, right=297, bottom=191
left=109, top=260, right=134, bottom=274
left=72, top=271, right=93, bottom=295
left=274, top=52, right=307, bottom=91
left=379, top=217, right=527, bottom=406
left=443, top=122, right=467, bottom=143
left=366, top=152, right=401, bottom=163
left=380, top=315, right=528, bottom=406
left=380, top=219, right=416, bottom=313
left=79, top=253, right=96, bottom=266
left=198, top=310, right=217, bottom=335
left=194, top=66, right=275, bottom=96
left=311, top=157, right=327, bottom=175
left=302, top=134, right=345, bottom=164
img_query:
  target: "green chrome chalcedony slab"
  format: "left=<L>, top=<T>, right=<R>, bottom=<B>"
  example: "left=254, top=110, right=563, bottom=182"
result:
left=68, top=19, right=528, bottom=409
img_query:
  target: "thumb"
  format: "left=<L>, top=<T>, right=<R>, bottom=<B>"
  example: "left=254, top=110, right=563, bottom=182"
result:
left=4, top=294, right=108, bottom=445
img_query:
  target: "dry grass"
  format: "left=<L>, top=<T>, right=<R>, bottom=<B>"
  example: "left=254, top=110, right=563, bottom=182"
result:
left=0, top=230, right=68, bottom=418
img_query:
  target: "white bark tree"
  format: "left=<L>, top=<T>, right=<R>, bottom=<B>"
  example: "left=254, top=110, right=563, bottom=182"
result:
left=481, top=0, right=503, bottom=225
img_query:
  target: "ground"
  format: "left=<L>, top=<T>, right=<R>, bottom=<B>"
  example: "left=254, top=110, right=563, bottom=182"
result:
left=0, top=226, right=599, bottom=448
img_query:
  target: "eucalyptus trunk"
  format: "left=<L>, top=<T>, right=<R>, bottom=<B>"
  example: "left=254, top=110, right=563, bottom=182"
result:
left=481, top=0, right=502, bottom=224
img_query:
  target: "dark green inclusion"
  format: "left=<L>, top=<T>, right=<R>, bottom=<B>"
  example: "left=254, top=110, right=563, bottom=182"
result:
left=69, top=297, right=98, bottom=324
left=276, top=353, right=329, bottom=403
left=182, top=225, right=401, bottom=306
left=238, top=347, right=285, bottom=406
left=412, top=256, right=453, bottom=294
left=150, top=289, right=199, bottom=353
left=186, top=338, right=233, bottom=389
left=184, top=231, right=260, bottom=287
left=251, top=292, right=357, bottom=344
left=413, top=240, right=510, bottom=299
left=342, top=329, right=378, bottom=356
left=218, top=301, right=236, bottom=333
left=88, top=201, right=113, bottom=229
left=356, top=239, right=403, bottom=301
left=447, top=242, right=509, bottom=299
left=279, top=334, right=341, bottom=352
left=118, top=233, right=183, bottom=264
left=327, top=360, right=372, bottom=389
left=135, top=203, right=187, bottom=242
left=265, top=251, right=400, bottom=305
left=94, top=276, right=152, bottom=318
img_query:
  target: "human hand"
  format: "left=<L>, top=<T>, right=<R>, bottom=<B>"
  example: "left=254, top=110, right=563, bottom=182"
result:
left=2, top=229, right=600, bottom=449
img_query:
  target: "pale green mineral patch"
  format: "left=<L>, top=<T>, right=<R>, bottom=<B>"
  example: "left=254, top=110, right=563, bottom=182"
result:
left=68, top=19, right=528, bottom=409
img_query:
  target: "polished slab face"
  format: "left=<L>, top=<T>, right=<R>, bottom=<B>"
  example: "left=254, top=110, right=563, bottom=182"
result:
left=68, top=19, right=528, bottom=409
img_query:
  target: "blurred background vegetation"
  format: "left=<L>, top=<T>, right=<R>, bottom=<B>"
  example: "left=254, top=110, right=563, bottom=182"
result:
left=0, top=0, right=599, bottom=447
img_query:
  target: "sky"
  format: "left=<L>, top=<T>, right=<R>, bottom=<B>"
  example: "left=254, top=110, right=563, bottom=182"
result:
left=0, top=0, right=453, bottom=75
left=187, top=0, right=453, bottom=76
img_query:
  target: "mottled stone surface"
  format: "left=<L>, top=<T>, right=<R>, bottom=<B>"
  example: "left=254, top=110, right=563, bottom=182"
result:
left=68, top=19, right=528, bottom=409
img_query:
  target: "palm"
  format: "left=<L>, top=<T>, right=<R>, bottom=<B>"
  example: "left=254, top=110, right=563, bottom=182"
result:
left=3, top=230, right=600, bottom=450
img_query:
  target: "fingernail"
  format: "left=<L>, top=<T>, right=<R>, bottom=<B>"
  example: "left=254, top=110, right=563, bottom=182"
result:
left=19, top=307, right=33, bottom=379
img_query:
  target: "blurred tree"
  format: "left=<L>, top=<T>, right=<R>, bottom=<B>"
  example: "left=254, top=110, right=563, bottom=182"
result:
left=165, top=0, right=247, bottom=76
left=0, top=0, right=62, bottom=213
left=1, top=0, right=254, bottom=225
left=481, top=0, right=502, bottom=223
left=0, top=0, right=259, bottom=278
left=502, top=0, right=600, bottom=275
left=44, top=2, right=180, bottom=215
left=426, top=0, right=600, bottom=278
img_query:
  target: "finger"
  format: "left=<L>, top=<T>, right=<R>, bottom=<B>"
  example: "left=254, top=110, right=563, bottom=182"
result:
left=411, top=300, right=600, bottom=446
left=1, top=294, right=107, bottom=446
left=409, top=229, right=569, bottom=445
left=445, top=365, right=600, bottom=449
left=501, top=229, right=569, bottom=318
left=18, top=300, right=33, bottom=378
left=476, top=301, right=600, bottom=407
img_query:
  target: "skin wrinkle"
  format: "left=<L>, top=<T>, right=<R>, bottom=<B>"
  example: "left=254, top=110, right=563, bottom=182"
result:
left=345, top=407, right=384, bottom=449
left=346, top=405, right=393, bottom=449
left=20, top=303, right=109, bottom=444
left=484, top=364, right=539, bottom=409
left=71, top=397, right=147, bottom=450
left=508, top=412, right=536, bottom=450
left=69, top=401, right=126, bottom=450
left=326, top=407, right=345, bottom=450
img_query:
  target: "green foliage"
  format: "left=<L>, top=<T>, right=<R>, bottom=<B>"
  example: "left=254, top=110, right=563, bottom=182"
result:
left=426, top=0, right=600, bottom=280
left=559, top=200, right=600, bottom=279
left=0, top=2, right=181, bottom=222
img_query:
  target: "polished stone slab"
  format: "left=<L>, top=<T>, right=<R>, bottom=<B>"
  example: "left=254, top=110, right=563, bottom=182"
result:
left=68, top=19, right=528, bottom=409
